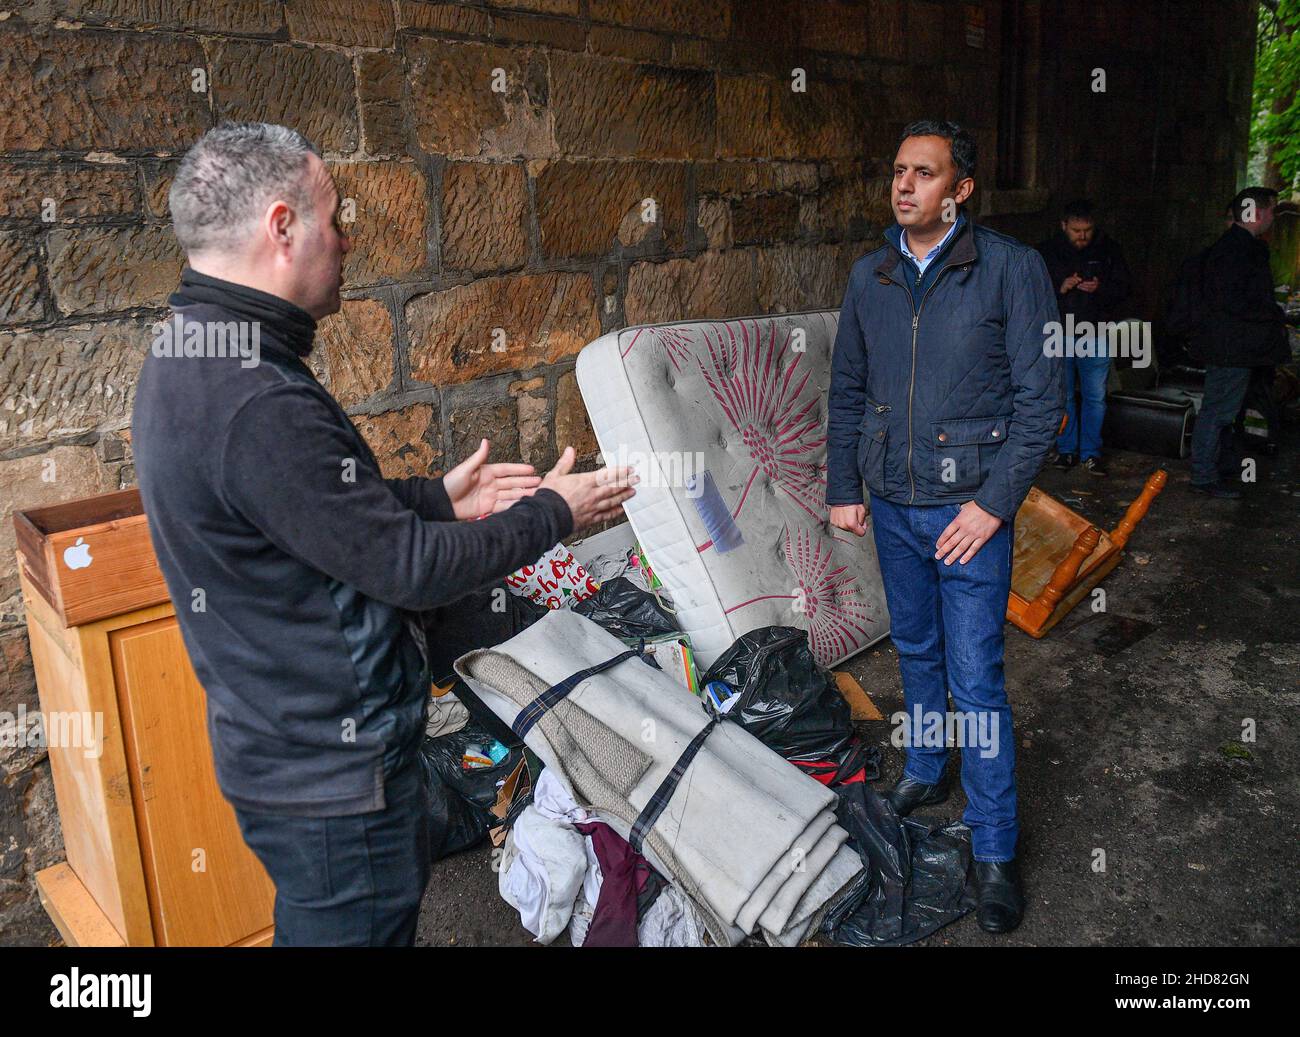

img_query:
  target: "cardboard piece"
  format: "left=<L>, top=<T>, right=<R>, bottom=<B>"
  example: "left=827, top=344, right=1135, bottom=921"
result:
left=488, top=757, right=532, bottom=848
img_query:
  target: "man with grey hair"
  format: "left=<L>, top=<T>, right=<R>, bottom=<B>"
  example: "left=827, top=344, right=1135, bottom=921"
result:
left=133, top=122, right=636, bottom=946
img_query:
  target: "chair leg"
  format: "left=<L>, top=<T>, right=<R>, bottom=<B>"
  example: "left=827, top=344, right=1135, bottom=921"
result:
left=1111, top=469, right=1167, bottom=550
left=1025, top=525, right=1101, bottom=631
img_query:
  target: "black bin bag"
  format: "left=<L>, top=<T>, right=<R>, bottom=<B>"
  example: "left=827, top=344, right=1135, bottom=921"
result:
left=417, top=721, right=524, bottom=862
left=700, top=626, right=852, bottom=763
left=821, top=782, right=976, bottom=946
left=573, top=576, right=679, bottom=641
left=417, top=748, right=487, bottom=862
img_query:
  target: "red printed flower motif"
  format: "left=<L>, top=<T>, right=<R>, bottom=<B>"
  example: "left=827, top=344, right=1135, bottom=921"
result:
left=621, top=326, right=697, bottom=372
left=782, top=527, right=875, bottom=665
left=696, top=320, right=828, bottom=539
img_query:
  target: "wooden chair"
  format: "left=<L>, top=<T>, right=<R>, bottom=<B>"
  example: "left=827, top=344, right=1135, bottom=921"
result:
left=1007, top=470, right=1167, bottom=638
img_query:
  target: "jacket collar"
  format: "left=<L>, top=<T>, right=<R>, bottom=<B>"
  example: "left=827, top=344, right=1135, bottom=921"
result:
left=169, top=266, right=318, bottom=359
left=876, top=212, right=976, bottom=282
left=1225, top=222, right=1265, bottom=252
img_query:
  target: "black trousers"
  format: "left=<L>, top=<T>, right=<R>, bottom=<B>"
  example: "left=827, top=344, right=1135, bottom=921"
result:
left=234, top=752, right=431, bottom=946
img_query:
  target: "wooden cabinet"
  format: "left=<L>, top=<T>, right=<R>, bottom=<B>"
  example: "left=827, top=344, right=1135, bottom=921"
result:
left=15, top=489, right=275, bottom=946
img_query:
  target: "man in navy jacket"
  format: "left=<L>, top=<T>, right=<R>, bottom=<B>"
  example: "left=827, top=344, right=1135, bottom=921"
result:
left=827, top=120, right=1063, bottom=933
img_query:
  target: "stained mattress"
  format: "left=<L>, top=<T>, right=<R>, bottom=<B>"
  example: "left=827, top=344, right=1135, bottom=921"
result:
left=575, top=311, right=890, bottom=669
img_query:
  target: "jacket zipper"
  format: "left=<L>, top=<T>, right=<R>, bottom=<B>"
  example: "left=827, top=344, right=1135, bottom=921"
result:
left=886, top=260, right=964, bottom=503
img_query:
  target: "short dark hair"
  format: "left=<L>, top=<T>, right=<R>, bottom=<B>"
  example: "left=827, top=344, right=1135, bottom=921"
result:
left=1227, top=186, right=1278, bottom=222
left=899, top=119, right=977, bottom=181
left=1061, top=199, right=1095, bottom=223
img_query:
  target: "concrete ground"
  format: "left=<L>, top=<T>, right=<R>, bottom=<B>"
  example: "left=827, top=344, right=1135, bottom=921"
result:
left=416, top=428, right=1300, bottom=948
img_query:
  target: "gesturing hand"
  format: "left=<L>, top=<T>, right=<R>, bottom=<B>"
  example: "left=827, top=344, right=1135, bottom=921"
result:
left=935, top=501, right=1003, bottom=565
left=442, top=438, right=542, bottom=519
left=540, top=446, right=638, bottom=532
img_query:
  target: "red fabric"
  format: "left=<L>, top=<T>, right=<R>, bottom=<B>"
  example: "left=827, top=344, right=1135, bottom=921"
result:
left=793, top=759, right=867, bottom=787
left=573, top=821, right=653, bottom=947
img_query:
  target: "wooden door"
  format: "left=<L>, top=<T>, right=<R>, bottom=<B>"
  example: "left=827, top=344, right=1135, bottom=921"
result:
left=108, top=616, right=275, bottom=946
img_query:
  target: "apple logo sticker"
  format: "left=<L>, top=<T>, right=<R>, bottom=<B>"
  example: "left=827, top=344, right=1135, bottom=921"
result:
left=63, top=537, right=93, bottom=571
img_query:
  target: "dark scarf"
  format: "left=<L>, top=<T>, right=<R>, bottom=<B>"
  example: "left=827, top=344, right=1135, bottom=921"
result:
left=168, top=266, right=318, bottom=358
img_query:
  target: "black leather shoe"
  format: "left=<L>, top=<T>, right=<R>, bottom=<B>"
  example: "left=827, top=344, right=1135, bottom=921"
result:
left=885, top=771, right=950, bottom=816
left=1052, top=453, right=1077, bottom=470
left=974, top=860, right=1024, bottom=933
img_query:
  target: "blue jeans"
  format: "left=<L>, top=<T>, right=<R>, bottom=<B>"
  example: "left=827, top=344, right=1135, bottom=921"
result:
left=234, top=751, right=430, bottom=946
left=1056, top=351, right=1111, bottom=460
left=869, top=494, right=1018, bottom=861
left=1190, top=365, right=1252, bottom=486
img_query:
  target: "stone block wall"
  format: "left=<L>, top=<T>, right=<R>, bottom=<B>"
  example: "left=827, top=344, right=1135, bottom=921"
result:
left=0, top=0, right=1259, bottom=944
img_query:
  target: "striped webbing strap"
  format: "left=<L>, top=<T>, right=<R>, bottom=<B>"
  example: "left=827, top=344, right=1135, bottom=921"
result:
left=509, top=643, right=644, bottom=740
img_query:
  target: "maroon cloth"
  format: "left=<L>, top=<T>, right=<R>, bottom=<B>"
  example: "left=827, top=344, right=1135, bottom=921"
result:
left=573, top=821, right=655, bottom=947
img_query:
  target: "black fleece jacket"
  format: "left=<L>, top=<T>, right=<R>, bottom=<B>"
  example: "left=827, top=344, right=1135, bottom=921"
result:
left=1193, top=223, right=1290, bottom=367
left=1037, top=230, right=1133, bottom=326
left=132, top=269, right=573, bottom=817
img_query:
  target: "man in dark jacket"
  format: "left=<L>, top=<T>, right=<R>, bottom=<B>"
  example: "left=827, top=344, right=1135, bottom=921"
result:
left=132, top=123, right=635, bottom=945
left=828, top=120, right=1063, bottom=934
left=1187, top=186, right=1290, bottom=498
left=1037, top=200, right=1133, bottom=475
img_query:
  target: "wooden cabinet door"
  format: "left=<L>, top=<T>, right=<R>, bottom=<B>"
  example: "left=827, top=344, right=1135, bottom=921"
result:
left=108, top=615, right=275, bottom=946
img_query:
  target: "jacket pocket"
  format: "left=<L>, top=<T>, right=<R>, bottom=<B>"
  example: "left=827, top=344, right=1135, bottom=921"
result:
left=930, top=415, right=1008, bottom=493
left=858, top=399, right=891, bottom=495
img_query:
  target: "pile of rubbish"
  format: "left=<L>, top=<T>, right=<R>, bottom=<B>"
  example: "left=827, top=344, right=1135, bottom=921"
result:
left=418, top=540, right=975, bottom=947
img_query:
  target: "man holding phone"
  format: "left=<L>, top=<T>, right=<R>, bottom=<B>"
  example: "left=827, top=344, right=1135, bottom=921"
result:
left=1038, top=200, right=1133, bottom=475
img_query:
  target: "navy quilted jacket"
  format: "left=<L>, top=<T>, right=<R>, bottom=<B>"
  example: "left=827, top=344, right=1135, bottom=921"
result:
left=827, top=218, right=1065, bottom=522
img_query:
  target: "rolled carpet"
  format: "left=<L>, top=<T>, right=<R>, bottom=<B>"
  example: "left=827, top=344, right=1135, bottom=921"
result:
left=455, top=608, right=863, bottom=946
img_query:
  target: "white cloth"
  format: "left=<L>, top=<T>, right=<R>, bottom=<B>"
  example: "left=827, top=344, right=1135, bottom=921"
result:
left=568, top=878, right=706, bottom=948
left=530, top=769, right=602, bottom=908
left=498, top=805, right=587, bottom=944
left=425, top=692, right=469, bottom=739
left=532, top=767, right=592, bottom=825
left=500, top=766, right=706, bottom=946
